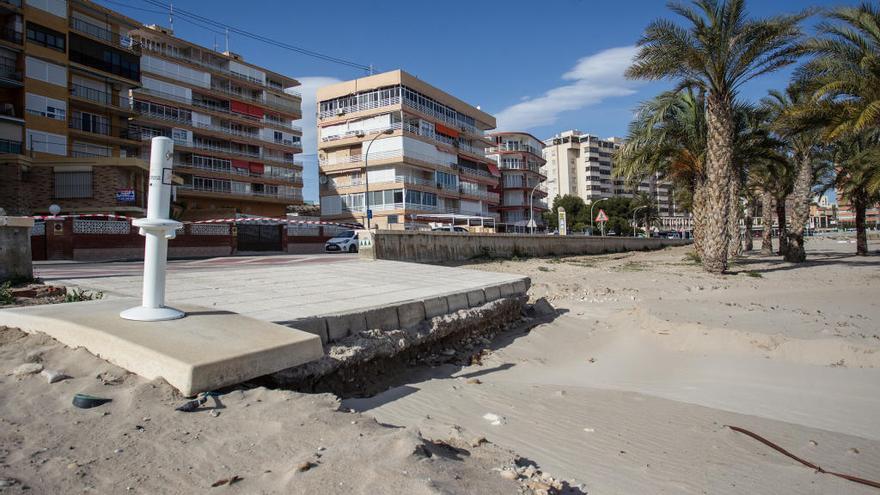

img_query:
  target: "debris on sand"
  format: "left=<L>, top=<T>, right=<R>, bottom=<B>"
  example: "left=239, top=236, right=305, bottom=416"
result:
left=41, top=369, right=71, bottom=384
left=11, top=362, right=43, bottom=376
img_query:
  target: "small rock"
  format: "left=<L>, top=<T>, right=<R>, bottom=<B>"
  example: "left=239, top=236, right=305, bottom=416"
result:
left=41, top=369, right=71, bottom=384
left=848, top=447, right=860, bottom=454
left=470, top=436, right=487, bottom=448
left=317, top=446, right=326, bottom=452
left=210, top=409, right=220, bottom=418
left=114, top=448, right=123, bottom=454
left=67, top=463, right=78, bottom=470
left=11, top=363, right=43, bottom=376
left=499, top=469, right=517, bottom=480
left=296, top=461, right=316, bottom=472
left=809, top=440, right=818, bottom=447
left=441, top=349, right=456, bottom=356
left=466, top=378, right=482, bottom=385
left=0, top=478, right=17, bottom=488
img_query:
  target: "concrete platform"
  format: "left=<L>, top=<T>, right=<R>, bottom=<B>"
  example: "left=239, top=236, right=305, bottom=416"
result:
left=0, top=298, right=323, bottom=396
left=37, top=259, right=531, bottom=344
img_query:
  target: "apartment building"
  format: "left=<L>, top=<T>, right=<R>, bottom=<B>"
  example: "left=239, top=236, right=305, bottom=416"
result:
left=1, top=0, right=148, bottom=215
left=317, top=70, right=499, bottom=230
left=486, top=132, right=547, bottom=232
left=541, top=130, right=676, bottom=216
left=127, top=24, right=303, bottom=219
left=0, top=0, right=304, bottom=219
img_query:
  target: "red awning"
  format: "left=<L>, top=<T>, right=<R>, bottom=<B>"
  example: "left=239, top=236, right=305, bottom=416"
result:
left=435, top=123, right=460, bottom=138
left=249, top=162, right=264, bottom=173
left=230, top=101, right=264, bottom=118
left=231, top=159, right=249, bottom=169
left=487, top=163, right=501, bottom=177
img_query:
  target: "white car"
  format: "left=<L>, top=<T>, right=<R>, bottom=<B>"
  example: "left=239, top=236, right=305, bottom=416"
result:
left=324, top=230, right=359, bottom=253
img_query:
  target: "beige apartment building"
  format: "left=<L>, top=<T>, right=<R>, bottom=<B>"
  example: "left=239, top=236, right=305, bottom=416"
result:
left=127, top=24, right=303, bottom=219
left=0, top=0, right=303, bottom=219
left=486, top=132, right=547, bottom=232
left=316, top=70, right=499, bottom=230
left=541, top=129, right=677, bottom=217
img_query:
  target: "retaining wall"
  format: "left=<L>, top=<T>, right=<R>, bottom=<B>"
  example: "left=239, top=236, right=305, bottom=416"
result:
left=362, top=230, right=691, bottom=263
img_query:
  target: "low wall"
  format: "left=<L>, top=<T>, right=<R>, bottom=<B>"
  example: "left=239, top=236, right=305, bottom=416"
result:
left=1, top=216, right=34, bottom=281
left=362, top=230, right=691, bottom=263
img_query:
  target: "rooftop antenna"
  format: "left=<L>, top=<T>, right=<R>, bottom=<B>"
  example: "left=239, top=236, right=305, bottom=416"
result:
left=168, top=1, right=174, bottom=31
left=368, top=63, right=373, bottom=75
left=225, top=27, right=229, bottom=53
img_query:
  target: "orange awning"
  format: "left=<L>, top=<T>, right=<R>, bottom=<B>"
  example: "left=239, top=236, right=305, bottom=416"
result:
left=487, top=163, right=501, bottom=177
left=435, top=123, right=460, bottom=138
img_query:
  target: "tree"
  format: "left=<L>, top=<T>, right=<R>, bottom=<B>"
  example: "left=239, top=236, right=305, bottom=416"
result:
left=631, top=192, right=661, bottom=235
left=627, top=0, right=807, bottom=273
left=762, top=86, right=825, bottom=262
left=544, top=195, right=586, bottom=231
left=825, top=133, right=880, bottom=255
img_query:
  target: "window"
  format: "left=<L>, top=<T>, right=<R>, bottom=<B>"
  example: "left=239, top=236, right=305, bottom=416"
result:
left=26, top=93, right=66, bottom=120
left=55, top=171, right=93, bottom=198
left=71, top=141, right=111, bottom=158
left=71, top=111, right=109, bottom=134
left=26, top=23, right=65, bottom=51
left=27, top=130, right=66, bottom=155
left=69, top=34, right=139, bottom=81
left=25, top=56, right=67, bottom=86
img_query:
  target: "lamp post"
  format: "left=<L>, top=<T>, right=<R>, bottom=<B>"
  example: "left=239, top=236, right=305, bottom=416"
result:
left=356, top=127, right=395, bottom=230
left=632, top=205, right=647, bottom=237
left=590, top=197, right=609, bottom=236
left=529, top=179, right=554, bottom=234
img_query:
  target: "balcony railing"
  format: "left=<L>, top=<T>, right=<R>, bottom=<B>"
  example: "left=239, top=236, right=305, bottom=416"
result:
left=138, top=43, right=301, bottom=98
left=69, top=119, right=136, bottom=140
left=133, top=130, right=302, bottom=166
left=320, top=148, right=454, bottom=170
left=458, top=166, right=493, bottom=179
left=489, top=143, right=541, bottom=155
left=321, top=121, right=403, bottom=142
left=69, top=18, right=140, bottom=54
left=178, top=182, right=302, bottom=201
left=132, top=87, right=302, bottom=133
left=71, top=84, right=132, bottom=110
left=0, top=138, right=22, bottom=154
left=0, top=55, right=21, bottom=83
left=175, top=159, right=302, bottom=183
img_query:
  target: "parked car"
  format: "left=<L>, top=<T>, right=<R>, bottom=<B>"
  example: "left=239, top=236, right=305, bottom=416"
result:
left=431, top=226, right=469, bottom=233
left=324, top=230, right=359, bottom=253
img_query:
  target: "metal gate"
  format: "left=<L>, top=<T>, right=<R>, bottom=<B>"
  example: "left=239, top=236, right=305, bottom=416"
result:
left=236, top=224, right=282, bottom=252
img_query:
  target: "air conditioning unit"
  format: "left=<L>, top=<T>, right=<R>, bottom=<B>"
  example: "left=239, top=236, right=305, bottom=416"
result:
left=336, top=109, right=346, bottom=116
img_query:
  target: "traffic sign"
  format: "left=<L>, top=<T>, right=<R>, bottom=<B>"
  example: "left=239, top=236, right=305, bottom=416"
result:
left=595, top=209, right=609, bottom=222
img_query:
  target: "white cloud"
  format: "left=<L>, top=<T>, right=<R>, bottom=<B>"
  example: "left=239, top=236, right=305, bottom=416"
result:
left=288, top=76, right=341, bottom=203
left=494, top=46, right=640, bottom=132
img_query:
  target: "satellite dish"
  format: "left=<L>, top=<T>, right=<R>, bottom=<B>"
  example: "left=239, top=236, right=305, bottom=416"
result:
left=49, top=204, right=61, bottom=216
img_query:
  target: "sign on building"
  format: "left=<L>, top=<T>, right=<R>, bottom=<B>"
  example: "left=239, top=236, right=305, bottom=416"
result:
left=116, top=189, right=136, bottom=203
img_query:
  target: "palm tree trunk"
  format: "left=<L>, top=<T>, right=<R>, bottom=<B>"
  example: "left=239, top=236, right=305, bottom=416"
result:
left=744, top=208, right=754, bottom=252
left=784, top=155, right=812, bottom=262
left=728, top=178, right=743, bottom=257
left=702, top=95, right=734, bottom=273
left=691, top=180, right=707, bottom=259
left=761, top=190, right=774, bottom=255
left=855, top=199, right=868, bottom=256
left=776, top=199, right=788, bottom=256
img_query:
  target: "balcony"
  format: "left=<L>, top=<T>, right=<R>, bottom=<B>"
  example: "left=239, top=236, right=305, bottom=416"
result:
left=69, top=18, right=141, bottom=54
left=489, top=143, right=541, bottom=155
left=320, top=148, right=455, bottom=171
left=69, top=118, right=137, bottom=141
left=0, top=25, right=21, bottom=44
left=0, top=138, right=22, bottom=154
left=178, top=182, right=303, bottom=202
left=0, top=54, right=21, bottom=87
left=138, top=43, right=301, bottom=98
left=209, top=83, right=300, bottom=115
left=70, top=84, right=133, bottom=112
left=176, top=158, right=303, bottom=184
left=319, top=95, right=401, bottom=120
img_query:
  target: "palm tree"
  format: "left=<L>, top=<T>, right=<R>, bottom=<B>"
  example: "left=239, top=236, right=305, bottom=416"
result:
left=627, top=0, right=807, bottom=273
left=796, top=3, right=880, bottom=140
left=616, top=89, right=707, bottom=253
left=762, top=86, right=825, bottom=262
left=631, top=192, right=661, bottom=235
left=826, top=133, right=880, bottom=255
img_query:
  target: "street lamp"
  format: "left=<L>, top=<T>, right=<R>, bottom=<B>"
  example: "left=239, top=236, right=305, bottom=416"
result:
left=632, top=205, right=647, bottom=237
left=589, top=197, right=609, bottom=236
left=529, top=179, right=554, bottom=234
left=356, top=127, right=395, bottom=230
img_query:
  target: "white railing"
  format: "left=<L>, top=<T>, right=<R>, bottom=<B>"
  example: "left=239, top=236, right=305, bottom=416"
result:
left=175, top=160, right=302, bottom=182
left=320, top=148, right=454, bottom=169
left=459, top=166, right=493, bottom=178
left=320, top=122, right=403, bottom=142
left=179, top=183, right=302, bottom=201
left=319, top=96, right=401, bottom=120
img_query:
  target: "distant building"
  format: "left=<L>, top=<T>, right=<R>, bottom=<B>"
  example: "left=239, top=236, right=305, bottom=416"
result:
left=540, top=130, right=678, bottom=217
left=128, top=24, right=303, bottom=219
left=0, top=0, right=303, bottom=219
left=486, top=132, right=547, bottom=232
left=836, top=188, right=879, bottom=228
left=0, top=0, right=147, bottom=216
left=316, top=70, right=499, bottom=230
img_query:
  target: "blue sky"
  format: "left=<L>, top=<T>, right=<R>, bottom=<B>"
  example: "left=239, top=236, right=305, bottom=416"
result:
left=101, top=0, right=850, bottom=202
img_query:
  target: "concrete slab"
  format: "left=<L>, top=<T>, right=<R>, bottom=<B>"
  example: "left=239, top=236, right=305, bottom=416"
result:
left=0, top=298, right=323, bottom=396
left=36, top=258, right=530, bottom=343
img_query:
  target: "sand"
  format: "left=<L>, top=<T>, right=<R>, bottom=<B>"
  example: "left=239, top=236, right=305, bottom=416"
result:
left=346, top=237, right=880, bottom=494
left=2, top=236, right=878, bottom=494
left=0, top=327, right=561, bottom=494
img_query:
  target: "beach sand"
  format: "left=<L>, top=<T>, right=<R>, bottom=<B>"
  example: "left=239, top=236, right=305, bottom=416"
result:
left=346, top=238, right=880, bottom=494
